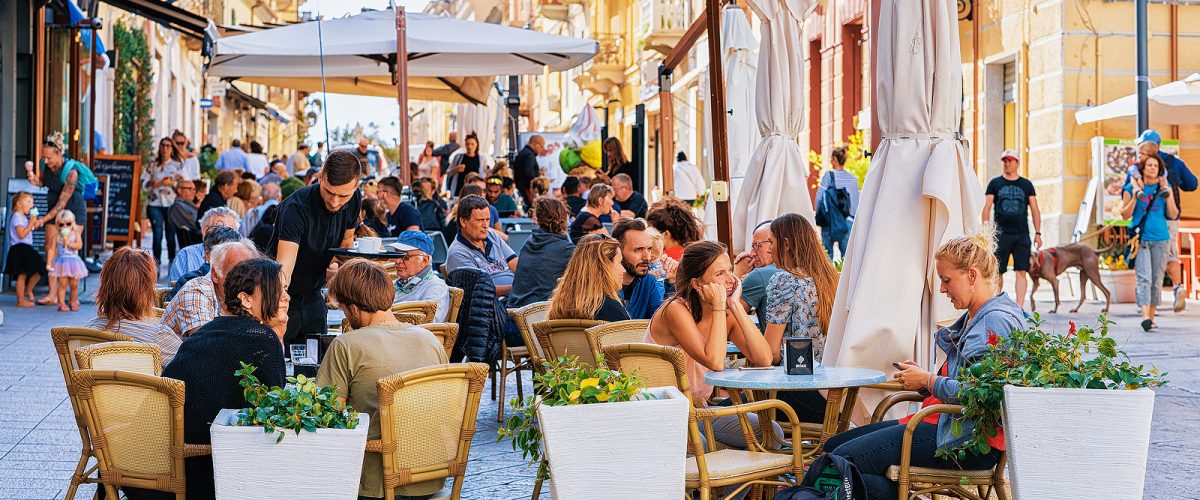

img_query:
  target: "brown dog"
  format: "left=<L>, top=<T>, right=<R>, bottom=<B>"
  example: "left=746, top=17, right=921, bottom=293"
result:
left=1029, top=244, right=1112, bottom=314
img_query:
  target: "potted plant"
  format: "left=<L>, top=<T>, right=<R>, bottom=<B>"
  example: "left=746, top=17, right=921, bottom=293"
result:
left=210, top=363, right=367, bottom=499
left=499, top=355, right=691, bottom=498
left=1098, top=249, right=1136, bottom=303
left=948, top=315, right=1166, bottom=498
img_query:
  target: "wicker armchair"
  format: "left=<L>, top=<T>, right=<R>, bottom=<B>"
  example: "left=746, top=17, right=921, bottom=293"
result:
left=390, top=300, right=439, bottom=324
left=446, top=287, right=464, bottom=323
left=585, top=320, right=650, bottom=362
left=341, top=312, right=428, bottom=333
left=74, top=341, right=163, bottom=375
left=603, top=343, right=804, bottom=500
left=73, top=369, right=210, bottom=499
left=367, top=363, right=489, bottom=500
left=872, top=392, right=1010, bottom=500
left=533, top=319, right=605, bottom=367
left=496, top=302, right=549, bottom=422
left=155, top=287, right=172, bottom=308
left=508, top=302, right=550, bottom=371
left=50, top=327, right=134, bottom=499
left=419, top=323, right=459, bottom=359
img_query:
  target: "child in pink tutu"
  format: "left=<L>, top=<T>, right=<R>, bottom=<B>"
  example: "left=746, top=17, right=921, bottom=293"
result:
left=46, top=210, right=87, bottom=311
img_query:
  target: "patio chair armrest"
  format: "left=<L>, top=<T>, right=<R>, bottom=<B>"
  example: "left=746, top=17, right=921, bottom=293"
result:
left=183, top=444, right=212, bottom=457
left=695, top=399, right=804, bottom=460
left=871, top=391, right=926, bottom=424
left=897, top=404, right=964, bottom=481
left=365, top=439, right=383, bottom=454
left=866, top=381, right=907, bottom=392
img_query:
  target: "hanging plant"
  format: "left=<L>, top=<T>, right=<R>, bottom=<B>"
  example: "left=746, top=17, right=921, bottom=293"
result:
left=112, top=21, right=155, bottom=167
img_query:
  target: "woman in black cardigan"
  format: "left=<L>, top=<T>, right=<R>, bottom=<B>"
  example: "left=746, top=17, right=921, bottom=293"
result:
left=157, top=258, right=289, bottom=500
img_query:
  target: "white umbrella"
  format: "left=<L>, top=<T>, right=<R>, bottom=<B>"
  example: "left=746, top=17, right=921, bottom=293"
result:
left=822, top=0, right=983, bottom=422
left=705, top=6, right=759, bottom=240
left=1075, top=73, right=1200, bottom=125
left=733, top=0, right=814, bottom=251
left=208, top=9, right=596, bottom=103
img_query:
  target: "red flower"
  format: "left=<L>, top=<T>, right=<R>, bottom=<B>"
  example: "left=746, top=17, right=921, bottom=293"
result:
left=1068, top=321, right=1077, bottom=337
left=986, top=331, right=999, bottom=347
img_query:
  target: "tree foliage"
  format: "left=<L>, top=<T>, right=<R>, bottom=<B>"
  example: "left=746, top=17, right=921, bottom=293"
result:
left=112, top=21, right=155, bottom=167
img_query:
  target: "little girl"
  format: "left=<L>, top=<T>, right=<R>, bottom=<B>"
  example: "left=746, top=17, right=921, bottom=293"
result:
left=5, top=192, right=45, bottom=307
left=46, top=210, right=88, bottom=311
left=645, top=226, right=670, bottom=282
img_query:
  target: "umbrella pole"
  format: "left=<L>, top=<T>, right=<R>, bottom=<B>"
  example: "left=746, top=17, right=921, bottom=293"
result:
left=395, top=5, right=410, bottom=185
left=704, top=0, right=732, bottom=250
left=658, top=69, right=675, bottom=196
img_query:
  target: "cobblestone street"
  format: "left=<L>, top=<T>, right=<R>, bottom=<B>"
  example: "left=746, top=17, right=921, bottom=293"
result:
left=1, top=273, right=1197, bottom=499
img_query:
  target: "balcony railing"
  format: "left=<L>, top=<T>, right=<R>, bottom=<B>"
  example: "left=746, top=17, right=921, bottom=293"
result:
left=578, top=33, right=626, bottom=95
left=640, top=0, right=692, bottom=54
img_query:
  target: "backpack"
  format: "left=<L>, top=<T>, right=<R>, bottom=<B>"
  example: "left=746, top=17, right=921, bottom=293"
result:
left=814, top=172, right=852, bottom=240
left=774, top=453, right=867, bottom=500
left=61, top=159, right=100, bottom=202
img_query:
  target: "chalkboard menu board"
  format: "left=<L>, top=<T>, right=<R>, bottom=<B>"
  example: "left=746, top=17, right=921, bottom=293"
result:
left=87, top=175, right=109, bottom=253
left=91, top=155, right=141, bottom=244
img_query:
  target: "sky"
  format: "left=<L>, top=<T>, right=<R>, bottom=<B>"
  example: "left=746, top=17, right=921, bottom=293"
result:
left=298, top=0, right=430, bottom=147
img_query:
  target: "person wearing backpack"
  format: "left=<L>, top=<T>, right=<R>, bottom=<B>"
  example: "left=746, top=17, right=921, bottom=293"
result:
left=24, top=132, right=89, bottom=306
left=814, top=146, right=859, bottom=260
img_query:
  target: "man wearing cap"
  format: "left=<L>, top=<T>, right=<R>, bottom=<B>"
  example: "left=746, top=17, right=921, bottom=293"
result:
left=982, top=149, right=1042, bottom=310
left=1134, top=130, right=1198, bottom=312
left=391, top=230, right=450, bottom=322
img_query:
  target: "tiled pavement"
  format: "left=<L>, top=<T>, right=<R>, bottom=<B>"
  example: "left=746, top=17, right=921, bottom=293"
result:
left=1, top=273, right=1197, bottom=499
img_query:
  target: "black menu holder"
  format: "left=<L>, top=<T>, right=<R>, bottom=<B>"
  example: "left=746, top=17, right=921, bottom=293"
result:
left=784, top=338, right=814, bottom=375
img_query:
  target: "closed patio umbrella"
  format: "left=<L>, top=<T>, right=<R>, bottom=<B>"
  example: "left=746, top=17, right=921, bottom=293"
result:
left=822, top=0, right=983, bottom=422
left=732, top=0, right=814, bottom=251
left=705, top=5, right=759, bottom=240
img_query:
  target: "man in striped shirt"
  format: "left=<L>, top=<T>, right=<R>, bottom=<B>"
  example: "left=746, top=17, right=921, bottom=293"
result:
left=815, top=145, right=860, bottom=260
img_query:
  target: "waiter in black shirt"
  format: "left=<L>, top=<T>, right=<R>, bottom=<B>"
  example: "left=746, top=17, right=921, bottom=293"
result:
left=268, top=151, right=362, bottom=344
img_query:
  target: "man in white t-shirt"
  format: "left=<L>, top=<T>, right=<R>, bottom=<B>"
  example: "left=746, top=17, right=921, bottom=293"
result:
left=672, top=152, right=706, bottom=205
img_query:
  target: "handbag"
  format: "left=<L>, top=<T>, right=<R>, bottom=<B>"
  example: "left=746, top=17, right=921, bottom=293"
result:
left=1125, top=188, right=1161, bottom=265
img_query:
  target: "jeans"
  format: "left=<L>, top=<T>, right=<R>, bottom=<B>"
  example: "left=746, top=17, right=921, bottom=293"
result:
left=821, top=220, right=852, bottom=260
left=1135, top=240, right=1169, bottom=307
left=822, top=420, right=1001, bottom=499
left=146, top=205, right=177, bottom=266
left=777, top=390, right=827, bottom=424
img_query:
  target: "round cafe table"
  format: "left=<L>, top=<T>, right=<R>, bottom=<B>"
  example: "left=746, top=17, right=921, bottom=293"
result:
left=704, top=365, right=886, bottom=458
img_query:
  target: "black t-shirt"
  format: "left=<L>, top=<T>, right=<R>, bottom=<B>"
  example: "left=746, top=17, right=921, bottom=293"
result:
left=569, top=211, right=604, bottom=241
left=986, top=176, right=1036, bottom=234
left=386, top=202, right=423, bottom=235
left=594, top=296, right=632, bottom=322
left=41, top=164, right=86, bottom=221
left=566, top=196, right=586, bottom=216
left=198, top=190, right=227, bottom=220
left=449, top=154, right=482, bottom=196
left=616, top=191, right=649, bottom=219
left=267, top=184, right=361, bottom=296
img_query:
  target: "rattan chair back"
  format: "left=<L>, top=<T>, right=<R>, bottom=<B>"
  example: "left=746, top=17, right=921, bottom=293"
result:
left=372, top=363, right=489, bottom=499
left=419, top=323, right=459, bottom=358
left=532, top=319, right=605, bottom=367
left=73, top=369, right=188, bottom=497
left=508, top=302, right=550, bottom=369
left=446, top=287, right=464, bottom=322
left=390, top=300, right=439, bottom=324
left=585, top=320, right=651, bottom=362
left=75, top=342, right=162, bottom=376
left=602, top=342, right=692, bottom=401
left=155, top=287, right=172, bottom=308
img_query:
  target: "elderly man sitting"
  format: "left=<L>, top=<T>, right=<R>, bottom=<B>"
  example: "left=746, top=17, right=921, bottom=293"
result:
left=391, top=230, right=450, bottom=322
left=241, top=181, right=281, bottom=237
left=165, top=226, right=243, bottom=302
left=162, top=240, right=258, bottom=337
left=168, top=207, right=240, bottom=283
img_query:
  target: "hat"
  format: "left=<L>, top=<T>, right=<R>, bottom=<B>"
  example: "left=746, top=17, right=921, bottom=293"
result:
left=390, top=230, right=434, bottom=255
left=1136, top=129, right=1162, bottom=146
left=1000, top=149, right=1019, bottom=161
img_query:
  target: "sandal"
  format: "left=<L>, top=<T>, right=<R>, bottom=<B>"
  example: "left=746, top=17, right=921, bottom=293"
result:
left=36, top=296, right=58, bottom=306
left=70, top=300, right=80, bottom=312
left=58, top=304, right=70, bottom=312
left=1141, top=319, right=1154, bottom=332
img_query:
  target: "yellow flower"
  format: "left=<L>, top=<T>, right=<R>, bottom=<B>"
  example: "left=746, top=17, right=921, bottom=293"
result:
left=580, top=378, right=600, bottom=389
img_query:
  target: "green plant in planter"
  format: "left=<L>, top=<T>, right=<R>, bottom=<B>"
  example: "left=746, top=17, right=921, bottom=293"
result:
left=497, top=355, right=649, bottom=479
left=943, top=314, right=1166, bottom=460
left=234, top=362, right=360, bottom=443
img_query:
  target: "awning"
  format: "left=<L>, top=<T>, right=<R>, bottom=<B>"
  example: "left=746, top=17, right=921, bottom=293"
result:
left=100, top=0, right=208, bottom=40
left=1074, top=73, right=1200, bottom=125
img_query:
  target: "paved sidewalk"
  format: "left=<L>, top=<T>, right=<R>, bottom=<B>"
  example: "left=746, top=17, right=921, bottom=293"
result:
left=0, top=273, right=1196, bottom=498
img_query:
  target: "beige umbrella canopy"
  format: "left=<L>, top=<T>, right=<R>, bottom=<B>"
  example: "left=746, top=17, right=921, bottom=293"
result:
left=233, top=75, right=494, bottom=104
left=822, top=0, right=983, bottom=422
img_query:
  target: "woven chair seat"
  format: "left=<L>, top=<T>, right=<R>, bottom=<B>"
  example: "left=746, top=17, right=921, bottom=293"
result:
left=685, top=450, right=792, bottom=481
left=887, top=465, right=996, bottom=483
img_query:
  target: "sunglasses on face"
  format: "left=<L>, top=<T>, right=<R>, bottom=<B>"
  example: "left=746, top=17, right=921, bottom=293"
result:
left=487, top=178, right=504, bottom=185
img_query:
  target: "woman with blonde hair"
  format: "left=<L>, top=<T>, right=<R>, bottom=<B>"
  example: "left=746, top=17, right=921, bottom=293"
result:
left=821, top=225, right=1020, bottom=498
left=548, top=236, right=630, bottom=322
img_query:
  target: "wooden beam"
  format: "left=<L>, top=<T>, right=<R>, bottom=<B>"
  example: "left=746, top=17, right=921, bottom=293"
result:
left=658, top=72, right=675, bottom=196
left=704, top=0, right=732, bottom=249
left=663, top=9, right=709, bottom=72
left=395, top=5, right=410, bottom=185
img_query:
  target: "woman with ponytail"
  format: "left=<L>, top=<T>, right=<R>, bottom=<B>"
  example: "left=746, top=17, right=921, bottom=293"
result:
left=819, top=224, right=1023, bottom=498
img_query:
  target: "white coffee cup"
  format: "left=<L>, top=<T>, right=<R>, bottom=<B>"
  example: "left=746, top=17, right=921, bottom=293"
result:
left=354, top=237, right=382, bottom=253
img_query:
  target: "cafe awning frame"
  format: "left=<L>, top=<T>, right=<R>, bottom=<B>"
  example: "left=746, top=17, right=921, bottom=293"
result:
left=100, top=0, right=209, bottom=41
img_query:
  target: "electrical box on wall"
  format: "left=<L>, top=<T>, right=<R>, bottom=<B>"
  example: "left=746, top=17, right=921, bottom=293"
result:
left=711, top=181, right=729, bottom=202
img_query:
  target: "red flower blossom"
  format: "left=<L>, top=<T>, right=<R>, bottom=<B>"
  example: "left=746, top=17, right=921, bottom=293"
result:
left=1068, top=321, right=1077, bottom=337
left=986, top=331, right=999, bottom=347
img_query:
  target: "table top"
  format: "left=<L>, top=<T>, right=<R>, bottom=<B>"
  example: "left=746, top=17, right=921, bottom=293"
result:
left=329, top=247, right=406, bottom=259
left=704, top=365, right=887, bottom=390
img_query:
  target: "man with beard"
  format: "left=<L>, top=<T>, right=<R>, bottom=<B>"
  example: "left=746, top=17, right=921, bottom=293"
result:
left=611, top=218, right=676, bottom=319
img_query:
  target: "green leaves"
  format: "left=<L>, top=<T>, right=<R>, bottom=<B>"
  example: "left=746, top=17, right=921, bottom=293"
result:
left=234, top=362, right=360, bottom=442
left=944, top=313, right=1167, bottom=459
left=497, top=355, right=647, bottom=480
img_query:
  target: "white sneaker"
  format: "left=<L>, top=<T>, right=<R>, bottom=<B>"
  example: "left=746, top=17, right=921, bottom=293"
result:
left=1174, top=285, right=1187, bottom=313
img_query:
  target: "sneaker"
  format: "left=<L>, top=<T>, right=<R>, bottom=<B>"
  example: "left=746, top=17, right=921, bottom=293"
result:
left=1174, top=285, right=1187, bottom=313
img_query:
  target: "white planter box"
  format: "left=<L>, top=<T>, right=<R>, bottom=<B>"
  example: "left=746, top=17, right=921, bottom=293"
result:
left=1003, top=386, right=1154, bottom=499
left=210, top=408, right=369, bottom=499
left=538, top=386, right=690, bottom=499
left=1098, top=269, right=1137, bottom=304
